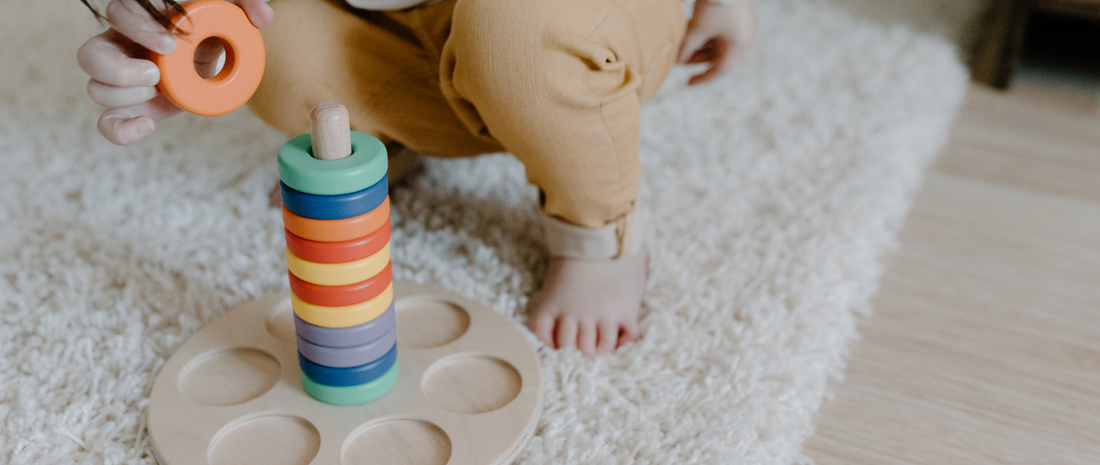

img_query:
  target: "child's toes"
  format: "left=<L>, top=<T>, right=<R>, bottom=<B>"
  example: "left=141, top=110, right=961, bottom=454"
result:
left=529, top=313, right=556, bottom=347
left=620, top=321, right=640, bottom=346
left=597, top=322, right=619, bottom=354
left=578, top=321, right=598, bottom=358
left=554, top=317, right=578, bottom=350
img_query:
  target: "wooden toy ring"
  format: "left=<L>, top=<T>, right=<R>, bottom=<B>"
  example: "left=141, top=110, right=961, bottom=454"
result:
left=293, top=302, right=394, bottom=347
left=280, top=175, right=388, bottom=220
left=302, top=361, right=400, bottom=406
left=149, top=0, right=264, bottom=117
left=278, top=132, right=388, bottom=196
left=297, top=344, right=397, bottom=387
left=291, top=283, right=393, bottom=328
left=281, top=198, right=389, bottom=243
left=285, top=244, right=390, bottom=287
left=284, top=222, right=391, bottom=265
left=289, top=262, right=392, bottom=307
left=297, top=325, right=397, bottom=368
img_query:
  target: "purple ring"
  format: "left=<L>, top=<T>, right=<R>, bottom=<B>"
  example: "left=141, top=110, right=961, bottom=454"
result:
left=294, top=303, right=395, bottom=348
left=296, top=324, right=397, bottom=368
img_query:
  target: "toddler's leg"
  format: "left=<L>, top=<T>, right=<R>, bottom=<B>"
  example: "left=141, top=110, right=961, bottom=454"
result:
left=248, top=0, right=504, bottom=158
left=442, top=0, right=686, bottom=356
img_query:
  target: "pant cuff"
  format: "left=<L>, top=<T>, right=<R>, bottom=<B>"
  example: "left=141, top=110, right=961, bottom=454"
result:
left=539, top=205, right=643, bottom=260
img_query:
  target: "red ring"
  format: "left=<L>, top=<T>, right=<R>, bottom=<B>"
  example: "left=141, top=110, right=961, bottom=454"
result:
left=289, top=262, right=393, bottom=307
left=285, top=220, right=391, bottom=264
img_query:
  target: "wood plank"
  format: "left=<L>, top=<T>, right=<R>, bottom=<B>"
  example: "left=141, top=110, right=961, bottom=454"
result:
left=805, top=80, right=1100, bottom=465
left=807, top=174, right=1100, bottom=465
left=934, top=85, right=1100, bottom=205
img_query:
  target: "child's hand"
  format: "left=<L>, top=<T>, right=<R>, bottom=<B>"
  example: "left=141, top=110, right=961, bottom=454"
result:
left=676, top=0, right=756, bottom=86
left=76, top=0, right=274, bottom=146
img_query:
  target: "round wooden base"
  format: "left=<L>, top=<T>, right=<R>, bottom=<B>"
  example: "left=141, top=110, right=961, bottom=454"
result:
left=148, top=282, right=542, bottom=465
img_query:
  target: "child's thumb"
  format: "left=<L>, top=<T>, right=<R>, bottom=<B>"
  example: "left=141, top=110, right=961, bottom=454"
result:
left=235, top=0, right=275, bottom=28
left=677, top=29, right=708, bottom=64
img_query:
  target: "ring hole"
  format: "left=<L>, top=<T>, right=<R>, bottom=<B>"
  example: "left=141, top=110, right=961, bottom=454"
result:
left=193, top=37, right=232, bottom=80
left=396, top=297, right=470, bottom=348
left=342, top=419, right=451, bottom=465
left=422, top=355, right=521, bottom=414
left=178, top=348, right=281, bottom=406
left=209, top=414, right=321, bottom=465
left=307, top=143, right=356, bottom=159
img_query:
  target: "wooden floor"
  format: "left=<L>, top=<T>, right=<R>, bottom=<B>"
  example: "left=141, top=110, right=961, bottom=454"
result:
left=805, top=72, right=1100, bottom=463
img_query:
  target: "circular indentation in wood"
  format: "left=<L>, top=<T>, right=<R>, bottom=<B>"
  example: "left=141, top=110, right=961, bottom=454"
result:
left=395, top=297, right=470, bottom=348
left=266, top=299, right=297, bottom=343
left=422, top=355, right=521, bottom=414
left=208, top=414, right=321, bottom=465
left=178, top=348, right=280, bottom=406
left=342, top=419, right=451, bottom=465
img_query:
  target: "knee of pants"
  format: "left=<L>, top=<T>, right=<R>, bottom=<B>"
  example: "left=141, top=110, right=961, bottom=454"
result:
left=443, top=0, right=650, bottom=228
left=443, top=0, right=642, bottom=126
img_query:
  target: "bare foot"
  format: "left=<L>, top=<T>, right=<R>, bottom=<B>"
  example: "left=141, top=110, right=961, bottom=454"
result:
left=528, top=247, right=648, bottom=357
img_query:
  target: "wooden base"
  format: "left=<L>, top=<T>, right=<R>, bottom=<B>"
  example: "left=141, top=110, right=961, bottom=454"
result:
left=148, top=283, right=542, bottom=465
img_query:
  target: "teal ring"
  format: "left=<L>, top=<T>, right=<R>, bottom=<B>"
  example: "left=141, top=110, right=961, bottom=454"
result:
left=302, top=360, right=399, bottom=406
left=278, top=131, right=388, bottom=196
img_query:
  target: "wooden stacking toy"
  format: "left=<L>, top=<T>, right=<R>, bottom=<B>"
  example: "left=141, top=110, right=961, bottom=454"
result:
left=278, top=102, right=395, bottom=405
left=146, top=284, right=542, bottom=465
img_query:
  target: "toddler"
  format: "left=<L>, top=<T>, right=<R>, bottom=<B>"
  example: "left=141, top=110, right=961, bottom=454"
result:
left=77, top=0, right=756, bottom=357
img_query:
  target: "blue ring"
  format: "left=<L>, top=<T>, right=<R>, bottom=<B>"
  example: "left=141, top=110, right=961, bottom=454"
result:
left=280, top=175, right=388, bottom=220
left=298, top=344, right=397, bottom=387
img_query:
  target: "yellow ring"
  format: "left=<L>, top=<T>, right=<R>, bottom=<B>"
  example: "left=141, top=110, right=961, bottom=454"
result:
left=286, top=243, right=390, bottom=286
left=292, top=283, right=394, bottom=328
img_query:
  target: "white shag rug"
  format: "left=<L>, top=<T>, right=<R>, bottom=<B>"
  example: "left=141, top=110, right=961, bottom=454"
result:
left=0, top=0, right=985, bottom=463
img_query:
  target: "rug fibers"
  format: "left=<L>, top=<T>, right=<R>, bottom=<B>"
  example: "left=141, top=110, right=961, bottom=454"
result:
left=0, top=0, right=979, bottom=463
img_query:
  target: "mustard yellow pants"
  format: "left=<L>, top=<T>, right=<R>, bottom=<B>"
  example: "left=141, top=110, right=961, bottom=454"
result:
left=249, top=0, right=686, bottom=233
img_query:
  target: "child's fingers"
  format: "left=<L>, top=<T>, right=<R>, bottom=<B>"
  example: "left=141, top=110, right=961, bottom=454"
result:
left=234, top=0, right=275, bottom=28
left=98, top=113, right=155, bottom=147
left=677, top=28, right=710, bottom=64
left=97, top=96, right=184, bottom=146
left=87, top=79, right=158, bottom=108
left=687, top=39, right=731, bottom=85
left=77, top=32, right=161, bottom=88
left=683, top=42, right=718, bottom=65
left=104, top=0, right=177, bottom=55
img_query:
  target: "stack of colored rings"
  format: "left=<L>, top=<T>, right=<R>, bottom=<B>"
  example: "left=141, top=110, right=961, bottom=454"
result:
left=278, top=131, right=398, bottom=406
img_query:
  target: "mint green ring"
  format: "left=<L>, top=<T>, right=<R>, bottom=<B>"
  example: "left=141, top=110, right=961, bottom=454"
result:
left=278, top=131, right=388, bottom=196
left=302, top=360, right=399, bottom=405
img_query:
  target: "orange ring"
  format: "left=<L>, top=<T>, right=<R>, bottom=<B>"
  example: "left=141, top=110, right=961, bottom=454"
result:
left=282, top=197, right=390, bottom=243
left=150, top=0, right=265, bottom=117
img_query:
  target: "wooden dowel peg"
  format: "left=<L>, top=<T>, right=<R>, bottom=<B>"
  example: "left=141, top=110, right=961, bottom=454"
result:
left=310, top=101, right=352, bottom=161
